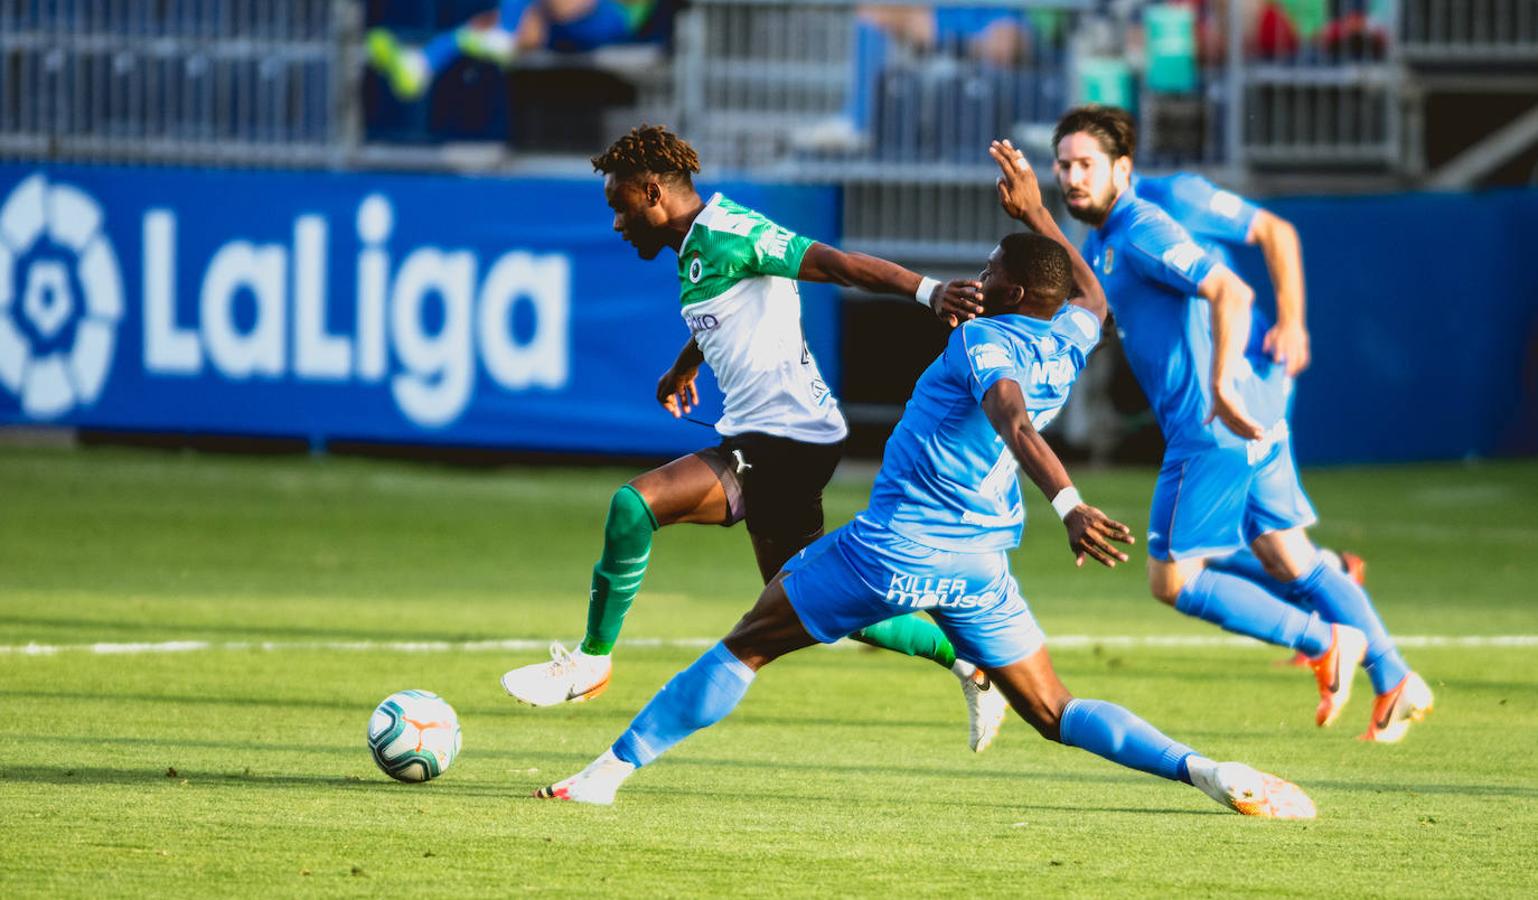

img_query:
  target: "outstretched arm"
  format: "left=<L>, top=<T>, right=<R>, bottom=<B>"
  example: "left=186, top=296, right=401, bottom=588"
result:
left=797, top=242, right=984, bottom=326
left=1248, top=209, right=1310, bottom=376
left=980, top=378, right=1133, bottom=568
left=990, top=139, right=1108, bottom=324
left=1198, top=264, right=1264, bottom=441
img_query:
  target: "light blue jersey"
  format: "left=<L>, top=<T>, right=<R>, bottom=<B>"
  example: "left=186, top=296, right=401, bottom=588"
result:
left=1135, top=173, right=1274, bottom=359
left=1082, top=185, right=1285, bottom=460
left=780, top=302, right=1101, bottom=668
left=862, top=305, right=1102, bottom=553
left=1134, top=173, right=1259, bottom=267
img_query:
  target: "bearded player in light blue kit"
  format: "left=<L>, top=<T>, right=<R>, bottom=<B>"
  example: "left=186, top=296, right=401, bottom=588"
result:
left=1135, top=169, right=1369, bottom=656
left=1052, top=105, right=1431, bottom=742
left=531, top=141, right=1318, bottom=818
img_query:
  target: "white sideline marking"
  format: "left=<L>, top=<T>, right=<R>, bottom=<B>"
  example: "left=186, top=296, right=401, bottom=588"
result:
left=2, top=634, right=1536, bottom=657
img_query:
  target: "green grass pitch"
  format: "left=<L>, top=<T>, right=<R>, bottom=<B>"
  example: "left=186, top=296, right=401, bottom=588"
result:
left=1, top=445, right=1536, bottom=897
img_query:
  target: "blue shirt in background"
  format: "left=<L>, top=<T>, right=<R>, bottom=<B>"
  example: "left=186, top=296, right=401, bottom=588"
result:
left=1136, top=172, right=1274, bottom=359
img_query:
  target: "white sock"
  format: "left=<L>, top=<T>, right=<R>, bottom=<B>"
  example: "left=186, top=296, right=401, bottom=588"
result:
left=950, top=659, right=977, bottom=682
left=584, top=749, right=635, bottom=786
left=1184, top=755, right=1217, bottom=785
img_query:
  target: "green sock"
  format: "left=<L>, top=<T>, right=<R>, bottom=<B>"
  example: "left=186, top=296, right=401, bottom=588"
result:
left=853, top=615, right=957, bottom=669
left=579, top=485, right=659, bottom=656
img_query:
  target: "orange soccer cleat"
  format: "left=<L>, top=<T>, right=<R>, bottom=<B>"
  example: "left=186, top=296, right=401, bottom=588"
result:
left=1339, top=550, right=1367, bottom=586
left=1360, top=672, right=1435, bottom=743
left=1310, top=624, right=1368, bottom=727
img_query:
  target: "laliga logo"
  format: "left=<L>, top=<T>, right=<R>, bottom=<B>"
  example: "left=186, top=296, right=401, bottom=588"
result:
left=143, top=193, right=569, bottom=428
left=0, top=174, right=122, bottom=419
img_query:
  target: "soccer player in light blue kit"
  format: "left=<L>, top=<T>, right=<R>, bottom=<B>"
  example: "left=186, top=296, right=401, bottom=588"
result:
left=1051, top=105, right=1431, bottom=742
left=532, top=142, right=1318, bottom=818
left=1136, top=170, right=1368, bottom=628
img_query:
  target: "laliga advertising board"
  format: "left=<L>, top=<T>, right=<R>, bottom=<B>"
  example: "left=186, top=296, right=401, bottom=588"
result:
left=0, top=165, right=839, bottom=456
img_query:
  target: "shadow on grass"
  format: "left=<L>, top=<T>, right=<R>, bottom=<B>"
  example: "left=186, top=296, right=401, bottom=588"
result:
left=0, top=764, right=462, bottom=792
left=0, top=688, right=366, bottom=714
left=0, top=689, right=990, bottom=732
left=4, top=763, right=1219, bottom=818
left=603, top=784, right=1217, bottom=817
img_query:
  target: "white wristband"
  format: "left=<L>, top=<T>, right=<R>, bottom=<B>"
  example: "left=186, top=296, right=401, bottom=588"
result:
left=1050, top=486, right=1082, bottom=520
left=915, top=276, right=941, bottom=308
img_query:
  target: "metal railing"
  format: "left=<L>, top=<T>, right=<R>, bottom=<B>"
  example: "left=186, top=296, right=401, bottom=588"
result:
left=675, top=0, right=1091, bottom=181
left=1235, top=0, right=1405, bottom=169
left=1401, top=0, right=1538, bottom=63
left=0, top=0, right=354, bottom=168
left=0, top=1, right=1527, bottom=185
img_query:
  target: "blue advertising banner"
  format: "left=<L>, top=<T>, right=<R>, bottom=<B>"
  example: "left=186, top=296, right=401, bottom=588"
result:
left=0, top=165, right=841, bottom=456
left=1230, top=189, right=1538, bottom=465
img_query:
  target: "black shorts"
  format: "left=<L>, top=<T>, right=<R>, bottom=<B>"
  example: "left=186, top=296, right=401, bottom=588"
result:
left=697, top=432, right=845, bottom=540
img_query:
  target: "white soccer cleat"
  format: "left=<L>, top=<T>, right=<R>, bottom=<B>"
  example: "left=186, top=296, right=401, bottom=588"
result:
left=532, top=749, right=636, bottom=806
left=1187, top=758, right=1317, bottom=819
left=500, top=641, right=613, bottom=707
left=955, top=663, right=1008, bottom=753
left=1360, top=671, right=1435, bottom=743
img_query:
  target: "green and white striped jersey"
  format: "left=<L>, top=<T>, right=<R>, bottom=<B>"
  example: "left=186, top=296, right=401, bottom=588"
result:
left=676, top=194, right=847, bottom=444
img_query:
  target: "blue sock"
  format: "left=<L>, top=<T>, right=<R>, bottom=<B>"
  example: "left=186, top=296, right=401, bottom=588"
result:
left=422, top=31, right=460, bottom=73
left=1058, top=698, right=1196, bottom=783
left=1176, top=568, right=1332, bottom=657
left=1283, top=561, right=1409, bottom=694
left=1207, top=548, right=1312, bottom=611
left=611, top=642, right=755, bottom=768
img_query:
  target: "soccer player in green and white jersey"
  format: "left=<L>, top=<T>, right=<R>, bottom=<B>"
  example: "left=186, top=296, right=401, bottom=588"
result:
left=500, top=125, right=1010, bottom=750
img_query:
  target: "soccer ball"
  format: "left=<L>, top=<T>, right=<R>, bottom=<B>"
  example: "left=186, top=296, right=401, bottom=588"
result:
left=367, top=689, right=462, bottom=782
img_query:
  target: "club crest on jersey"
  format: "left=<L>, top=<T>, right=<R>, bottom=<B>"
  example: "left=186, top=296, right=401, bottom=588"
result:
left=688, top=256, right=703, bottom=284
left=1103, top=247, right=1115, bottom=274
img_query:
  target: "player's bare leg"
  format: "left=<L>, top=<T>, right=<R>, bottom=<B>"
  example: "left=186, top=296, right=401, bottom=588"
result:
left=501, top=452, right=732, bottom=707
left=1250, top=527, right=1429, bottom=738
left=752, top=516, right=1001, bottom=751
left=984, top=648, right=1316, bottom=819
left=535, top=575, right=817, bottom=803
left=747, top=529, right=815, bottom=585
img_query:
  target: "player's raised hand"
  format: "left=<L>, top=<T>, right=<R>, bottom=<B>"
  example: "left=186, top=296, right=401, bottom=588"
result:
left=1064, top=504, right=1134, bottom=568
left=1263, top=320, right=1311, bottom=377
left=656, top=366, right=700, bottom=418
left=931, top=279, right=984, bottom=326
left=989, top=139, right=1043, bottom=221
left=1207, top=385, right=1265, bottom=441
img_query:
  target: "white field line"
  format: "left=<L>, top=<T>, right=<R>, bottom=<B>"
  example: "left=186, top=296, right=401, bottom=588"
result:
left=2, top=634, right=1536, bottom=657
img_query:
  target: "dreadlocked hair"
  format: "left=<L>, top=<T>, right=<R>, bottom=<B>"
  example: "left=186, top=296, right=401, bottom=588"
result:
left=591, top=124, right=701, bottom=185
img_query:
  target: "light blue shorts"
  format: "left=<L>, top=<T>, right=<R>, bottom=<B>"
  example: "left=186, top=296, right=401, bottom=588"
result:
left=780, top=516, right=1045, bottom=669
left=1147, top=435, right=1317, bottom=562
